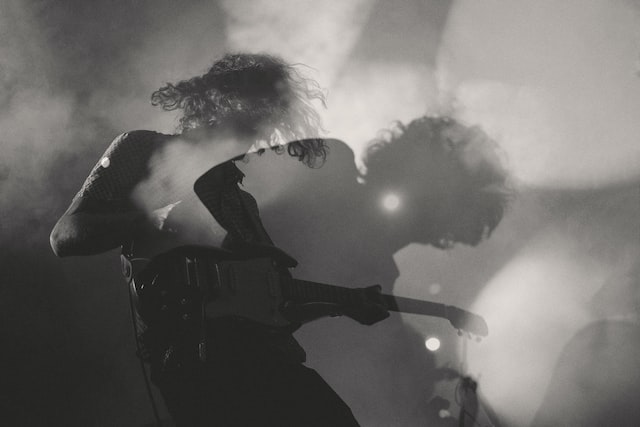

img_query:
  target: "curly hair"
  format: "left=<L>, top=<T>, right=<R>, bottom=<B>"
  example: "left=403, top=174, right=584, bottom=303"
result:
left=151, top=53, right=327, bottom=167
left=362, top=116, right=512, bottom=248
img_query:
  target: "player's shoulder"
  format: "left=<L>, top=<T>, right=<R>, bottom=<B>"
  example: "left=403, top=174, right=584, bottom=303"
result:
left=75, top=130, right=174, bottom=200
left=107, top=129, right=171, bottom=149
left=102, top=130, right=173, bottom=161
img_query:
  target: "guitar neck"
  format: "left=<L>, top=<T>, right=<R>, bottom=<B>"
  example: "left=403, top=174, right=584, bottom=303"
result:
left=383, top=294, right=447, bottom=318
left=288, top=279, right=447, bottom=317
left=286, top=278, right=488, bottom=337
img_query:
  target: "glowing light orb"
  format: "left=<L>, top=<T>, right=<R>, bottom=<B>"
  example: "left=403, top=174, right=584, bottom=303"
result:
left=425, top=337, right=441, bottom=351
left=381, top=193, right=401, bottom=212
left=429, top=283, right=442, bottom=295
left=438, top=409, right=451, bottom=419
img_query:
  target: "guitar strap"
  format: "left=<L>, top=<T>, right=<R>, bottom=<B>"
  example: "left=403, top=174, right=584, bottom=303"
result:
left=120, top=240, right=153, bottom=359
left=119, top=242, right=164, bottom=425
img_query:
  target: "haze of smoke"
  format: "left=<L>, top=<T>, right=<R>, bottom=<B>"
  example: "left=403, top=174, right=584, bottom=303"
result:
left=131, top=135, right=246, bottom=247
left=324, top=60, right=439, bottom=171
left=221, top=0, right=375, bottom=87
left=427, top=2, right=640, bottom=424
left=0, top=1, right=228, bottom=425
left=0, top=1, right=82, bottom=243
left=0, top=0, right=231, bottom=243
left=467, top=186, right=640, bottom=426
left=437, top=0, right=640, bottom=188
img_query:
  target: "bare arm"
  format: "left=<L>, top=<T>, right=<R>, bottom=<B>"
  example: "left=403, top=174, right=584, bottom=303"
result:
left=50, top=197, right=147, bottom=257
left=50, top=131, right=163, bottom=257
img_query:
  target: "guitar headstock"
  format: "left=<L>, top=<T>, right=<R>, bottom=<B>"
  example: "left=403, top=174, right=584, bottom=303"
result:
left=445, top=306, right=488, bottom=338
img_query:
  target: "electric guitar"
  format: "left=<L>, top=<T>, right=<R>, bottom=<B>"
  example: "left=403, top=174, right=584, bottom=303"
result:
left=132, top=245, right=488, bottom=339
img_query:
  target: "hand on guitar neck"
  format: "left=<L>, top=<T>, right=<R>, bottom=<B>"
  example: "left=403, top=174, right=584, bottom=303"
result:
left=285, top=277, right=488, bottom=338
left=281, top=284, right=390, bottom=326
left=341, top=285, right=390, bottom=325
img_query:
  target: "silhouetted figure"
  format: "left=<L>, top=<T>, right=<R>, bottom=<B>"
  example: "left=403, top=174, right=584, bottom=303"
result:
left=50, top=53, right=388, bottom=427
left=244, top=116, right=510, bottom=425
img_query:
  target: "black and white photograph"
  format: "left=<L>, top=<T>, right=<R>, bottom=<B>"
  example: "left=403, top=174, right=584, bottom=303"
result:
left=2, top=0, right=640, bottom=426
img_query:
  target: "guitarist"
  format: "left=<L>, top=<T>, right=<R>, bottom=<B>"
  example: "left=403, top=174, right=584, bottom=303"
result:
left=49, top=53, right=388, bottom=427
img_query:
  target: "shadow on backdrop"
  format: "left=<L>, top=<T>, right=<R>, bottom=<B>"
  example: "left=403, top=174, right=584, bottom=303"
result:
left=242, top=117, right=510, bottom=426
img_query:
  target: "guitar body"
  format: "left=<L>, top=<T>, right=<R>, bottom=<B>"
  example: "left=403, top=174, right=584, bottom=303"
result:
left=134, top=246, right=297, bottom=331
left=202, top=257, right=290, bottom=327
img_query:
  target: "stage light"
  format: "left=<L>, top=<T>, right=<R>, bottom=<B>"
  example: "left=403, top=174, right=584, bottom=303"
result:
left=438, top=409, right=451, bottom=419
left=425, top=337, right=441, bottom=351
left=381, top=192, right=401, bottom=212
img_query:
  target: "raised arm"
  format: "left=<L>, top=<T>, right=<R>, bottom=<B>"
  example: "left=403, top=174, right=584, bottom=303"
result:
left=50, top=198, right=148, bottom=257
left=50, top=131, right=161, bottom=257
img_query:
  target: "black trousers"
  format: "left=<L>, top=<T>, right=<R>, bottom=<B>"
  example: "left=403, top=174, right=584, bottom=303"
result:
left=153, top=354, right=360, bottom=427
left=149, top=320, right=360, bottom=427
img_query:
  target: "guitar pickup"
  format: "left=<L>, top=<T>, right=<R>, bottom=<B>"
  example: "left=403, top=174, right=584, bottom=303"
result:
left=184, top=256, right=199, bottom=289
left=209, top=262, right=223, bottom=298
left=184, top=255, right=222, bottom=300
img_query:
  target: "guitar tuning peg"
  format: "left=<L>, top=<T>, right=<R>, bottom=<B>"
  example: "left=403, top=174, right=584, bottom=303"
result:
left=475, top=336, right=482, bottom=343
left=457, top=329, right=463, bottom=337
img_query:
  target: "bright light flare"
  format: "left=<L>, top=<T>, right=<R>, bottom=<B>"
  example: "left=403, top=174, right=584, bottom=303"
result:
left=438, top=409, right=451, bottom=419
left=381, top=193, right=401, bottom=212
left=425, top=337, right=441, bottom=352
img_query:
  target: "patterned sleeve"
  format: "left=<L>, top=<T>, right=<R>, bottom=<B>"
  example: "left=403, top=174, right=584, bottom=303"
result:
left=74, top=130, right=161, bottom=206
